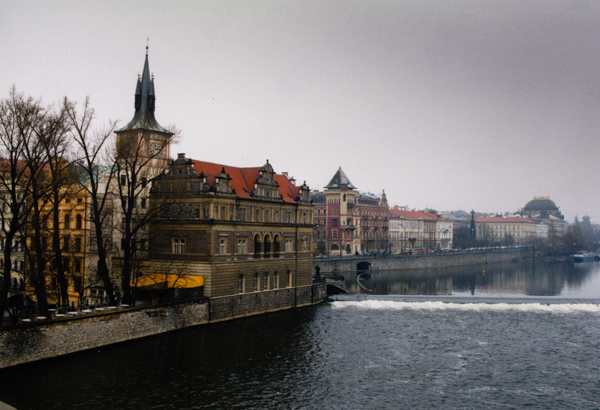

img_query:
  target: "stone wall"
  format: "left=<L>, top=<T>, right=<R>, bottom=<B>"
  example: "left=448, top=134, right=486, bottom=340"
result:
left=315, top=248, right=531, bottom=274
left=209, top=284, right=323, bottom=322
left=0, top=283, right=327, bottom=369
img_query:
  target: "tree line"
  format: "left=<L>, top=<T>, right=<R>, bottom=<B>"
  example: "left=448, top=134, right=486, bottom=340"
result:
left=0, top=87, right=177, bottom=325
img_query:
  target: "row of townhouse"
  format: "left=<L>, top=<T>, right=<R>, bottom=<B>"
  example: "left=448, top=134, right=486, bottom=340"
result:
left=388, top=206, right=453, bottom=252
left=311, top=168, right=454, bottom=256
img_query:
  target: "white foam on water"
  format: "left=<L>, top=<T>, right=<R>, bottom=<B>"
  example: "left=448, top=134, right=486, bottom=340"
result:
left=330, top=300, right=600, bottom=314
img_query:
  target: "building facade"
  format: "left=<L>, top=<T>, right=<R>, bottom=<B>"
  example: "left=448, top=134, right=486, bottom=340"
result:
left=475, top=216, right=539, bottom=245
left=520, top=196, right=565, bottom=238
left=147, top=155, right=314, bottom=299
left=389, top=206, right=453, bottom=251
left=312, top=167, right=389, bottom=255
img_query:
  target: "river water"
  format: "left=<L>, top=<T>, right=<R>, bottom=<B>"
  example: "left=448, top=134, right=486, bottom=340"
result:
left=1, top=261, right=600, bottom=409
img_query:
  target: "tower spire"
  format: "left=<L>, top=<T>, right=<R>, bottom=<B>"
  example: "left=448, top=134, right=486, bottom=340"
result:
left=117, top=47, right=170, bottom=134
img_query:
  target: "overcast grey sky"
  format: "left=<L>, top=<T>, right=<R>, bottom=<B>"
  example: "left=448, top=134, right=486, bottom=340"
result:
left=2, top=0, right=599, bottom=222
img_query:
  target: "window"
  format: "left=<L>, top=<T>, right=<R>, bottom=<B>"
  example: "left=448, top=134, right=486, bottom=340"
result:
left=287, top=271, right=292, bottom=287
left=120, top=174, right=127, bottom=186
left=76, top=214, right=82, bottom=229
left=141, top=198, right=146, bottom=209
left=332, top=219, right=338, bottom=227
left=173, top=238, right=186, bottom=254
left=273, top=272, right=278, bottom=289
left=263, top=273, right=269, bottom=290
left=63, top=237, right=69, bottom=252
left=64, top=214, right=70, bottom=229
left=286, top=239, right=293, bottom=253
left=75, top=237, right=82, bottom=253
left=238, top=275, right=245, bottom=293
left=220, top=238, right=226, bottom=255
left=141, top=177, right=147, bottom=187
left=237, top=239, right=246, bottom=254
left=75, top=259, right=81, bottom=273
left=254, top=274, right=258, bottom=291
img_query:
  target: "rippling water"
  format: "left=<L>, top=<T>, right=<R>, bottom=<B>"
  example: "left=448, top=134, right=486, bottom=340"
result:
left=1, top=262, right=600, bottom=409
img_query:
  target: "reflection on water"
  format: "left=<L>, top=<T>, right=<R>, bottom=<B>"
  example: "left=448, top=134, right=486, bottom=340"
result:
left=344, top=261, right=600, bottom=299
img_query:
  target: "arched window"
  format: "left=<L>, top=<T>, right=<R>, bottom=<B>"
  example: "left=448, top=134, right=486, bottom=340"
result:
left=264, top=234, right=272, bottom=255
left=76, top=214, right=82, bottom=229
left=64, top=214, right=70, bottom=229
left=287, top=271, right=292, bottom=287
left=253, top=273, right=258, bottom=291
left=254, top=234, right=262, bottom=258
left=263, top=273, right=269, bottom=290
left=273, top=272, right=278, bottom=289
left=273, top=235, right=281, bottom=257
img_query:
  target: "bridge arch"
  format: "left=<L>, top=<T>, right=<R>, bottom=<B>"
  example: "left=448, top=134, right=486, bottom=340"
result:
left=357, top=261, right=371, bottom=275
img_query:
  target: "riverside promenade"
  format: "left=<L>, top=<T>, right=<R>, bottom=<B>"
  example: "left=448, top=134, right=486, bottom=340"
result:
left=313, top=247, right=532, bottom=276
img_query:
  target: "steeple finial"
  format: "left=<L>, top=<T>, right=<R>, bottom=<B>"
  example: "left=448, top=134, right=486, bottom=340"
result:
left=146, top=37, right=149, bottom=56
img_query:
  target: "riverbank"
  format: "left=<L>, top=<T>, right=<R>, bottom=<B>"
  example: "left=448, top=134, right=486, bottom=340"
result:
left=314, top=248, right=532, bottom=277
left=0, top=283, right=327, bottom=369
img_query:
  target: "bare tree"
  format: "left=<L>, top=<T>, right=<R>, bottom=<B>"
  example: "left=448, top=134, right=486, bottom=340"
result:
left=114, top=127, right=177, bottom=305
left=0, top=87, right=41, bottom=324
left=22, top=98, right=72, bottom=318
left=65, top=97, right=119, bottom=305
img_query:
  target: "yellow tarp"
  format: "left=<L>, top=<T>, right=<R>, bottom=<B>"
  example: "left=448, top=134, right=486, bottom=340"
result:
left=132, top=274, right=204, bottom=289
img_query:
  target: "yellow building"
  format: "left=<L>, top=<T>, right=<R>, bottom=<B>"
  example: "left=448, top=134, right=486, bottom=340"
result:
left=40, top=183, right=89, bottom=307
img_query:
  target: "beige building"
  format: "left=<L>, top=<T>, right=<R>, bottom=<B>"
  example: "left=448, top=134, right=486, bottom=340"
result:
left=475, top=216, right=538, bottom=245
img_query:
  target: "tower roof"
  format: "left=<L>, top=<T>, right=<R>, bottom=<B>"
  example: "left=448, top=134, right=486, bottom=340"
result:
left=117, top=48, right=171, bottom=134
left=324, top=167, right=356, bottom=190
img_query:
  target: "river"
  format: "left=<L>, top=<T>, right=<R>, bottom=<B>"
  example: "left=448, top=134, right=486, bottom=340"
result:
left=0, top=260, right=599, bottom=409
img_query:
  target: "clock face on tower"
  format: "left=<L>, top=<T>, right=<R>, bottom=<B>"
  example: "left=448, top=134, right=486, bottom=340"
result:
left=150, top=141, right=162, bottom=156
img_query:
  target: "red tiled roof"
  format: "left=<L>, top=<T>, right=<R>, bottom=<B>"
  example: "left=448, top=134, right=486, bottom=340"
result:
left=389, top=206, right=441, bottom=221
left=191, top=159, right=300, bottom=203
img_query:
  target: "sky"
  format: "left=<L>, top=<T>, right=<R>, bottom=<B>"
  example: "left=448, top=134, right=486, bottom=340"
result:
left=1, top=0, right=599, bottom=223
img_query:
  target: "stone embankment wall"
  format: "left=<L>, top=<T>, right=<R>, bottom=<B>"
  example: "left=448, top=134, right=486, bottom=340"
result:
left=315, top=248, right=531, bottom=274
left=0, top=283, right=327, bottom=369
left=209, top=284, right=324, bottom=322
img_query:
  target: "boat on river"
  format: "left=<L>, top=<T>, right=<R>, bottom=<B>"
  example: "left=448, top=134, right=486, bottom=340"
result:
left=572, top=252, right=595, bottom=262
